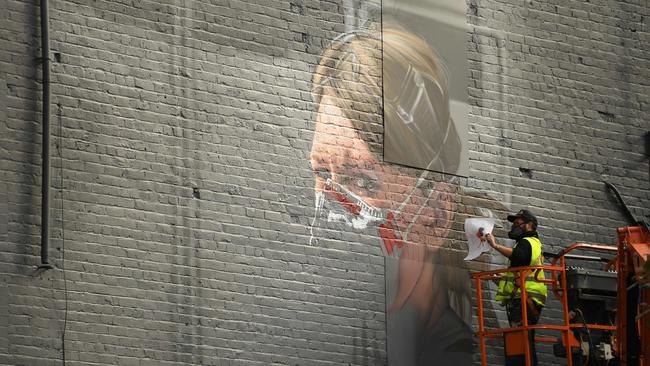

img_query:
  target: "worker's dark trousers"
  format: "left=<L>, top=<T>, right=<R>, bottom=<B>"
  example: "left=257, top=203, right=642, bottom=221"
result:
left=505, top=299, right=542, bottom=366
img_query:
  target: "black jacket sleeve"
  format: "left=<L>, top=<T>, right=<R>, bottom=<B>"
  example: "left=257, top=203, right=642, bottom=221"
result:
left=509, top=239, right=532, bottom=267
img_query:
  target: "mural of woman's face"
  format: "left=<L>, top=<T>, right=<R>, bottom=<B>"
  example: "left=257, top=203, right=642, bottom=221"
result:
left=310, top=91, right=460, bottom=320
left=310, top=93, right=454, bottom=253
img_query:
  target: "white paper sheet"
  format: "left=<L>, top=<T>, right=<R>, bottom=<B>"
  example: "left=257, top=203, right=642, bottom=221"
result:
left=463, top=217, right=496, bottom=261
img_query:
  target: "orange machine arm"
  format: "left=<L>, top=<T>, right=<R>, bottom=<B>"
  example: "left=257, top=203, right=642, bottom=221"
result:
left=617, top=226, right=649, bottom=366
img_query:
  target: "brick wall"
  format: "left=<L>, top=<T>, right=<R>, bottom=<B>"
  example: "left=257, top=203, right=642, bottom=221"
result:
left=467, top=0, right=648, bottom=363
left=0, top=0, right=648, bottom=365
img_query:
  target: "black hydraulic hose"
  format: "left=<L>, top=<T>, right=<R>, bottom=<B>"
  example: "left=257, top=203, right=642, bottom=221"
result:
left=604, top=181, right=637, bottom=224
left=40, top=0, right=52, bottom=269
left=604, top=181, right=650, bottom=233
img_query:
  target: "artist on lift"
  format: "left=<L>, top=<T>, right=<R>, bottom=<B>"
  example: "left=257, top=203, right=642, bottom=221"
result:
left=485, top=209, right=548, bottom=366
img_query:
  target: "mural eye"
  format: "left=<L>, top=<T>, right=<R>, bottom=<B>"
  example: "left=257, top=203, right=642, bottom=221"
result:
left=355, top=176, right=377, bottom=191
left=356, top=178, right=369, bottom=189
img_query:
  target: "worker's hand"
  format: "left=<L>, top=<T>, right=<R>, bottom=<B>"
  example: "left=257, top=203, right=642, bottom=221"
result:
left=485, top=233, right=497, bottom=248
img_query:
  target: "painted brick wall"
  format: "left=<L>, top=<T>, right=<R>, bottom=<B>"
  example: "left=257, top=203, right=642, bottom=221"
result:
left=0, top=0, right=648, bottom=365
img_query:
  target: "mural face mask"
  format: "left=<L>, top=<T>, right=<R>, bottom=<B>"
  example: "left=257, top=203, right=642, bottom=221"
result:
left=310, top=178, right=403, bottom=255
left=310, top=174, right=450, bottom=256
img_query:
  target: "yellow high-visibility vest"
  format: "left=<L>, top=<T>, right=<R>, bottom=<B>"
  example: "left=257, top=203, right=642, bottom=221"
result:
left=495, top=236, right=547, bottom=307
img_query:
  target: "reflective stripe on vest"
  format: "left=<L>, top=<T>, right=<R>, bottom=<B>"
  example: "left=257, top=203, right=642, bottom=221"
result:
left=495, top=236, right=548, bottom=307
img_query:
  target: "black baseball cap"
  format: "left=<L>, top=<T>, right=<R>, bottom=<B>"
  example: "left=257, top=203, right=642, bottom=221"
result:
left=507, top=209, right=538, bottom=225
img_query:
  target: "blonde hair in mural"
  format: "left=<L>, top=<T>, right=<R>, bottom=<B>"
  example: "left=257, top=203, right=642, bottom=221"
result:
left=312, top=29, right=384, bottom=156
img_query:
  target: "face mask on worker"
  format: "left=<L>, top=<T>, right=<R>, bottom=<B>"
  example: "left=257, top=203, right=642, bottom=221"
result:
left=508, top=222, right=527, bottom=240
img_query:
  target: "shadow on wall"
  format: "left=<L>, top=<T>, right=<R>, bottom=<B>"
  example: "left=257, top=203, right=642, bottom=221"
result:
left=352, top=319, right=384, bottom=366
left=9, top=4, right=45, bottom=271
left=162, top=4, right=212, bottom=365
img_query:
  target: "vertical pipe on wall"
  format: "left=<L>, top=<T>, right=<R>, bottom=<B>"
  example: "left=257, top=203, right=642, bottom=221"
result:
left=39, top=0, right=52, bottom=269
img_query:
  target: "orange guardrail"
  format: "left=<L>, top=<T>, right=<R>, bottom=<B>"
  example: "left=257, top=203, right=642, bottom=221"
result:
left=473, top=243, right=618, bottom=366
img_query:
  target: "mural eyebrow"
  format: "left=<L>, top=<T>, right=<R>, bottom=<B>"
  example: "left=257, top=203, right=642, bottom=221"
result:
left=313, top=167, right=332, bottom=180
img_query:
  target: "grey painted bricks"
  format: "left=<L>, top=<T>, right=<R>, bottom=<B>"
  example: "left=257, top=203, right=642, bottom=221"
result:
left=1, top=0, right=648, bottom=365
